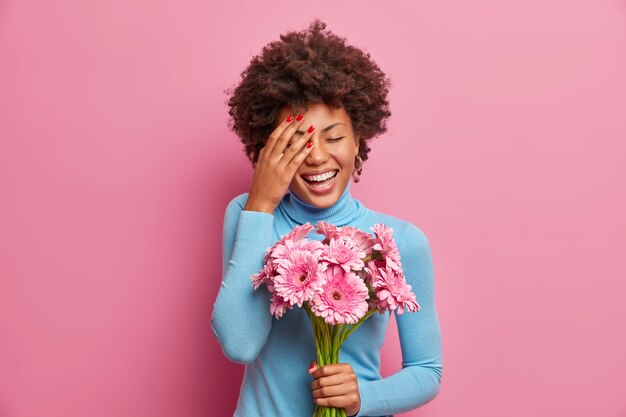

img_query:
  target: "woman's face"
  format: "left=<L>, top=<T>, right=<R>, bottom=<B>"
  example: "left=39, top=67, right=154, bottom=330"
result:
left=276, top=102, right=360, bottom=209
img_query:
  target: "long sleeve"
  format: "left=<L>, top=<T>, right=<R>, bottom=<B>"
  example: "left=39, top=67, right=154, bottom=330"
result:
left=211, top=194, right=276, bottom=364
left=355, top=222, right=443, bottom=416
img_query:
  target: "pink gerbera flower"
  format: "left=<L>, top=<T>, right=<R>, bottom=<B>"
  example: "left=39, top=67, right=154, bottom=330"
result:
left=281, top=223, right=315, bottom=243
left=310, top=265, right=369, bottom=325
left=251, top=261, right=274, bottom=290
left=315, top=221, right=340, bottom=244
left=371, top=265, right=420, bottom=314
left=271, top=238, right=324, bottom=270
left=371, top=224, right=403, bottom=272
left=269, top=292, right=293, bottom=319
left=251, top=245, right=277, bottom=289
left=363, top=259, right=380, bottom=286
left=336, top=226, right=377, bottom=255
left=321, top=236, right=366, bottom=272
left=266, top=223, right=318, bottom=268
left=316, top=222, right=377, bottom=256
left=274, top=250, right=325, bottom=307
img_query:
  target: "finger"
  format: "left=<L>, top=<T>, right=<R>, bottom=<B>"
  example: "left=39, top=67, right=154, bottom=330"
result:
left=272, top=113, right=306, bottom=157
left=311, top=373, right=345, bottom=390
left=308, top=360, right=318, bottom=375
left=263, top=114, right=296, bottom=156
left=312, top=384, right=348, bottom=399
left=311, top=363, right=349, bottom=379
left=281, top=124, right=315, bottom=166
left=285, top=137, right=314, bottom=176
left=314, top=394, right=354, bottom=409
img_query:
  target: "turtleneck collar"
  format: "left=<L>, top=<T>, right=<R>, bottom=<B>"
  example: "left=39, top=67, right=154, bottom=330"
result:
left=278, top=181, right=366, bottom=226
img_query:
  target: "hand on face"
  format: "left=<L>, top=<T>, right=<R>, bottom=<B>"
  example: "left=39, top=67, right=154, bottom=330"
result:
left=244, top=103, right=360, bottom=213
left=243, top=113, right=316, bottom=214
left=284, top=103, right=360, bottom=209
left=309, top=360, right=361, bottom=416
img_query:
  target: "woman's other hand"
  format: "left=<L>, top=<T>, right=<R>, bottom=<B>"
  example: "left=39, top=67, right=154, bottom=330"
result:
left=309, top=360, right=361, bottom=416
left=243, top=113, right=316, bottom=214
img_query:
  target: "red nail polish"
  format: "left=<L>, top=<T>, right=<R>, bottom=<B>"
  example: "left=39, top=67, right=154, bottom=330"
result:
left=307, top=142, right=313, bottom=148
left=285, top=115, right=294, bottom=123
left=296, top=114, right=304, bottom=121
left=307, top=125, right=315, bottom=133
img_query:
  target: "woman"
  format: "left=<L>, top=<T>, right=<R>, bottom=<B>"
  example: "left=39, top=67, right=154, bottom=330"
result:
left=212, top=19, right=443, bottom=417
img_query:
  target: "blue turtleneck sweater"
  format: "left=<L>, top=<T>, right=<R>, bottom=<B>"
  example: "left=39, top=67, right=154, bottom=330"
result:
left=211, top=182, right=443, bottom=416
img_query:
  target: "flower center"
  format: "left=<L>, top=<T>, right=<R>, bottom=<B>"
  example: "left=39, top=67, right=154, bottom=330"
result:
left=299, top=274, right=307, bottom=283
left=332, top=291, right=342, bottom=301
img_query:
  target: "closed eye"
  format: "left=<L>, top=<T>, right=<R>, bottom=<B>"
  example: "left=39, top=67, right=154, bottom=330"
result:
left=327, top=137, right=344, bottom=142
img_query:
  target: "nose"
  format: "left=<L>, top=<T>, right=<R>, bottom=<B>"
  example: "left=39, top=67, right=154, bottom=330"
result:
left=304, top=134, right=329, bottom=166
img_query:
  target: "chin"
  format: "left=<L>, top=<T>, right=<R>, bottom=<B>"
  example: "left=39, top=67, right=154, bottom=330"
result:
left=306, top=195, right=338, bottom=208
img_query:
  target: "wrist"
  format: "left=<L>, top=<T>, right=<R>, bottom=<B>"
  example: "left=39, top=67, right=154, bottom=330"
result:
left=243, top=199, right=276, bottom=214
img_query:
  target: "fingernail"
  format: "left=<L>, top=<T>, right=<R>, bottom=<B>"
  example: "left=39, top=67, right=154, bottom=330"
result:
left=307, top=142, right=313, bottom=148
left=296, top=114, right=304, bottom=121
left=307, top=125, right=315, bottom=133
left=308, top=361, right=315, bottom=371
left=285, top=115, right=294, bottom=123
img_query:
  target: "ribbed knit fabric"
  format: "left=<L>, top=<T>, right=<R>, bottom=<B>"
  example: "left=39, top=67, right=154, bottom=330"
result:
left=211, top=182, right=443, bottom=417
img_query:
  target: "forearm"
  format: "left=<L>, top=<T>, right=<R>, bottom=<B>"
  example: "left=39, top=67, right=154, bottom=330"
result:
left=211, top=208, right=276, bottom=364
left=355, top=343, right=442, bottom=416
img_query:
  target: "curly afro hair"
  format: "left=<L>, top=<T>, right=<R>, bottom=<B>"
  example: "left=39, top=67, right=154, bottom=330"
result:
left=226, top=19, right=391, bottom=178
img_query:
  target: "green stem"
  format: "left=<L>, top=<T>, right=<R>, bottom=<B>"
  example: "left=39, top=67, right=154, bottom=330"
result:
left=305, top=303, right=325, bottom=367
left=317, top=314, right=330, bottom=366
left=317, top=315, right=324, bottom=366
left=341, top=309, right=378, bottom=343
left=339, top=323, right=350, bottom=343
left=323, top=318, right=332, bottom=365
left=331, top=323, right=341, bottom=363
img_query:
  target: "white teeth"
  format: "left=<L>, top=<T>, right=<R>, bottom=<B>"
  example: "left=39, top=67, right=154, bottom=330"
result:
left=303, top=171, right=337, bottom=182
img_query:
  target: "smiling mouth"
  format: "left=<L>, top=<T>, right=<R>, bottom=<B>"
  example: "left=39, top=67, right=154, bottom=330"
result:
left=301, top=170, right=338, bottom=189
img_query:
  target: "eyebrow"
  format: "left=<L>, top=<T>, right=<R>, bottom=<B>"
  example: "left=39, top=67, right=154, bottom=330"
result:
left=295, top=122, right=345, bottom=134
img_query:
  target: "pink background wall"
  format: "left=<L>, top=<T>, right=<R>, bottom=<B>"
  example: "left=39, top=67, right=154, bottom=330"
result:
left=1, top=0, right=625, bottom=416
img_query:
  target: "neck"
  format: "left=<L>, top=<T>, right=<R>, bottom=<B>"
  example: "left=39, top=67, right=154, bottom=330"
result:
left=279, top=181, right=364, bottom=226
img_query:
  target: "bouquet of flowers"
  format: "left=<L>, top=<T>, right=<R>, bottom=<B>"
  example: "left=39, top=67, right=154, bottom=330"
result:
left=251, top=222, right=420, bottom=417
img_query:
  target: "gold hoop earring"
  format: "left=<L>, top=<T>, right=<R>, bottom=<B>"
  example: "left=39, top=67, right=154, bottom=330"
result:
left=352, top=155, right=363, bottom=182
